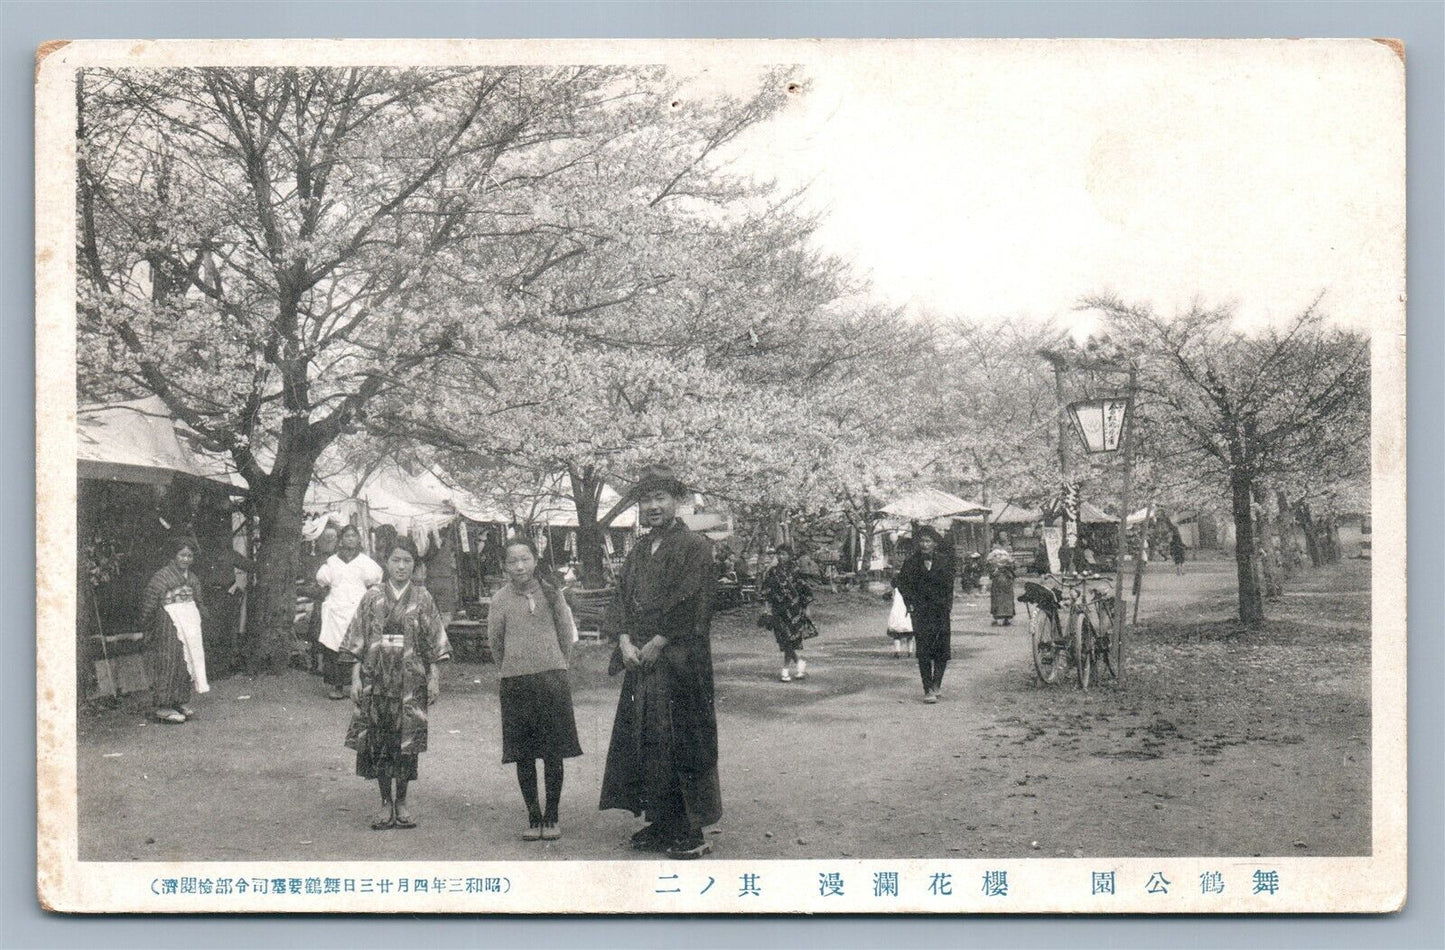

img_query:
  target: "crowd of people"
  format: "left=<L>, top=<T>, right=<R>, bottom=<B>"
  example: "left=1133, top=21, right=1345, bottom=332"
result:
left=135, top=461, right=1051, bottom=858
left=134, top=463, right=727, bottom=860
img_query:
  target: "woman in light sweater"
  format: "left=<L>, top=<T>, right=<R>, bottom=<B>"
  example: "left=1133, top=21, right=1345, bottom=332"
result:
left=487, top=537, right=582, bottom=841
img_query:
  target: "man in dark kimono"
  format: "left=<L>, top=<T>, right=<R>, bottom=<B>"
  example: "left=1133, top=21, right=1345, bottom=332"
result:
left=599, top=464, right=721, bottom=859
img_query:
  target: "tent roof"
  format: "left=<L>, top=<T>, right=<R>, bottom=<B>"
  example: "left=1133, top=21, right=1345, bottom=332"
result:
left=77, top=397, right=235, bottom=489
left=309, top=462, right=637, bottom=531
left=309, top=460, right=465, bottom=532
left=881, top=487, right=991, bottom=522
left=990, top=501, right=1044, bottom=525
left=1078, top=500, right=1118, bottom=524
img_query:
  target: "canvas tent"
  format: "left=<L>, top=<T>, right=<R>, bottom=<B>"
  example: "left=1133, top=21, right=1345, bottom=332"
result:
left=881, top=487, right=990, bottom=525
left=1078, top=500, right=1119, bottom=524
left=77, top=398, right=248, bottom=698
left=78, top=396, right=237, bottom=489
left=989, top=501, right=1045, bottom=526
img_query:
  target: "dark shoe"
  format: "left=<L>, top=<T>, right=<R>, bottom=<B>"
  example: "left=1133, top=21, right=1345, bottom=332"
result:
left=370, top=806, right=396, bottom=831
left=666, top=833, right=712, bottom=859
left=630, top=823, right=672, bottom=852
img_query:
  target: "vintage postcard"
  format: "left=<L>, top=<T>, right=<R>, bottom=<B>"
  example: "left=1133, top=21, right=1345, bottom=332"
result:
left=36, top=38, right=1406, bottom=913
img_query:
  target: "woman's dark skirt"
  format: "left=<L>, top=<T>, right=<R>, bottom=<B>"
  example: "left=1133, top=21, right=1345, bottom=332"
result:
left=500, top=670, right=583, bottom=764
left=146, top=613, right=193, bottom=709
left=990, top=578, right=1016, bottom=619
left=320, top=645, right=352, bottom=688
left=353, top=696, right=419, bottom=781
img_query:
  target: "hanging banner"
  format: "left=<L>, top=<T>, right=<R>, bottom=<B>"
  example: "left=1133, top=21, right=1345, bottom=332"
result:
left=1042, top=524, right=1063, bottom=574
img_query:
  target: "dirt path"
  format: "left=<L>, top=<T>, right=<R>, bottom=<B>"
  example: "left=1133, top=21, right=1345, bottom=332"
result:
left=77, top=559, right=1370, bottom=862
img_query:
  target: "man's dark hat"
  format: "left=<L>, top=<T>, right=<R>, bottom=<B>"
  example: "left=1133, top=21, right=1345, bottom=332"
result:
left=632, top=463, right=690, bottom=499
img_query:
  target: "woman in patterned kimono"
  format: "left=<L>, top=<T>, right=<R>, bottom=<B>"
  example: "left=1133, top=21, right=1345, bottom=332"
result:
left=140, top=536, right=210, bottom=724
left=986, top=536, right=1017, bottom=626
left=341, top=537, right=451, bottom=831
left=760, top=544, right=817, bottom=682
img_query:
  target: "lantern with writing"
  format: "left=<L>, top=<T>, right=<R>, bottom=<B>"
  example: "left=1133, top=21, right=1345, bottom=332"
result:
left=1066, top=396, right=1131, bottom=454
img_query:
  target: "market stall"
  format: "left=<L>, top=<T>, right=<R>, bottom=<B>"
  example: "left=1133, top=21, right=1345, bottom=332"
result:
left=77, top=397, right=248, bottom=699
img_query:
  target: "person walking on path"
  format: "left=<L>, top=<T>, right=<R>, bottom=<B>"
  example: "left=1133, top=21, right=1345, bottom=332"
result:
left=316, top=525, right=383, bottom=700
left=894, top=525, right=956, bottom=703
left=341, top=537, right=451, bottom=831
left=760, top=543, right=818, bottom=682
left=1170, top=531, right=1187, bottom=575
left=139, top=535, right=210, bottom=724
left=986, top=536, right=1017, bottom=626
left=488, top=537, right=582, bottom=842
left=599, top=464, right=721, bottom=859
left=300, top=522, right=339, bottom=682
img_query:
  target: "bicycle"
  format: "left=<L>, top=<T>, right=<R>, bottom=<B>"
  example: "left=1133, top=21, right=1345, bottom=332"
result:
left=1019, top=572, right=1118, bottom=689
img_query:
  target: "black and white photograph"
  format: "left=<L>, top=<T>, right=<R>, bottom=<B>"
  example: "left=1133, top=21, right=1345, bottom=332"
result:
left=35, top=37, right=1406, bottom=913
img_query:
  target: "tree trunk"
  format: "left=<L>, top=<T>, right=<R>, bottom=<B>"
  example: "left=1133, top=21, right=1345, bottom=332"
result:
left=242, top=461, right=314, bottom=672
left=1254, top=484, right=1282, bottom=599
left=569, top=468, right=607, bottom=589
left=1275, top=490, right=1298, bottom=576
left=1322, top=514, right=1341, bottom=564
left=1230, top=470, right=1265, bottom=626
left=1294, top=500, right=1323, bottom=568
left=859, top=499, right=876, bottom=578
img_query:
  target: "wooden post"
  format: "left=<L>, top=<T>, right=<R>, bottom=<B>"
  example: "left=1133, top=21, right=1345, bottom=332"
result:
left=1113, top=366, right=1138, bottom=683
left=1052, top=361, right=1074, bottom=569
left=1132, top=504, right=1152, bottom=624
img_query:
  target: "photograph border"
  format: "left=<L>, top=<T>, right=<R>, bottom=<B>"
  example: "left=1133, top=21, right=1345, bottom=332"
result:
left=35, top=34, right=1408, bottom=916
left=8, top=1, right=1433, bottom=942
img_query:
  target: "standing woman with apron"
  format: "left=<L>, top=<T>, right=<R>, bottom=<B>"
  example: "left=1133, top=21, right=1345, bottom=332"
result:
left=140, top=535, right=210, bottom=723
left=315, top=525, right=383, bottom=700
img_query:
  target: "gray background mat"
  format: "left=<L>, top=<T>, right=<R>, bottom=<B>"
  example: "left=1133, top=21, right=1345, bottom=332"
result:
left=6, top=1, right=1441, bottom=947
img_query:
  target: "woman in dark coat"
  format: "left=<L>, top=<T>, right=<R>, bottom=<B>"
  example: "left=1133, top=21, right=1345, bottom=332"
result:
left=894, top=525, right=956, bottom=703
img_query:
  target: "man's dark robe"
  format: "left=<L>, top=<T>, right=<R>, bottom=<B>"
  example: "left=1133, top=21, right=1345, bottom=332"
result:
left=599, top=518, right=722, bottom=831
left=895, top=552, right=956, bottom=662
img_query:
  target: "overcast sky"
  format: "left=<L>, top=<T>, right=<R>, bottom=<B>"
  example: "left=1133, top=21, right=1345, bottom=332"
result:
left=716, top=39, right=1404, bottom=336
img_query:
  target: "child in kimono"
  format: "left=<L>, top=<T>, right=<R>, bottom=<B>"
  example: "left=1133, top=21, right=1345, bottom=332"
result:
left=341, top=537, right=450, bottom=830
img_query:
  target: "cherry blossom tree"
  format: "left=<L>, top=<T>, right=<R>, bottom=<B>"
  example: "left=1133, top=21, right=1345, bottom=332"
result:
left=76, top=64, right=721, bottom=665
left=1090, top=294, right=1369, bottom=625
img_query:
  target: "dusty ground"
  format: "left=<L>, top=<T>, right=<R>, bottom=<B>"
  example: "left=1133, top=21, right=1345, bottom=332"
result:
left=76, top=558, right=1370, bottom=862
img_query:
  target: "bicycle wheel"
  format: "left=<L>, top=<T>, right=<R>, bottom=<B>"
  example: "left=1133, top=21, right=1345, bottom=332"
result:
left=1072, top=610, right=1094, bottom=690
left=1030, top=608, right=1064, bottom=684
left=1096, top=601, right=1118, bottom=679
